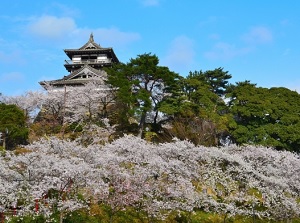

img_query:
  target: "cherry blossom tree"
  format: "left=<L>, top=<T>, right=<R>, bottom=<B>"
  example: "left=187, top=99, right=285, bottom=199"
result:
left=1, top=135, right=300, bottom=222
left=1, top=82, right=115, bottom=143
left=0, top=138, right=107, bottom=222
left=63, top=81, right=114, bottom=124
left=40, top=82, right=115, bottom=140
left=0, top=90, right=46, bottom=123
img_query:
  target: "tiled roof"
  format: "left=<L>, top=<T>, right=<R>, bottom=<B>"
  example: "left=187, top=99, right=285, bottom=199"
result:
left=79, top=33, right=102, bottom=50
left=63, top=33, right=119, bottom=63
left=64, top=64, right=107, bottom=80
left=39, top=64, right=108, bottom=87
left=65, top=33, right=103, bottom=51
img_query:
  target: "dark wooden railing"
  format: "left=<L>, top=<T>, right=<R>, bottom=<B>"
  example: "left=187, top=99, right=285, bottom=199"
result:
left=65, top=59, right=111, bottom=64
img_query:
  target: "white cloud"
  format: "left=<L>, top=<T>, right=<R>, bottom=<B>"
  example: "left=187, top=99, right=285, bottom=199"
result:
left=91, top=28, right=141, bottom=48
left=0, top=72, right=24, bottom=82
left=204, top=42, right=252, bottom=60
left=50, top=2, right=80, bottom=17
left=280, top=19, right=290, bottom=26
left=25, top=15, right=140, bottom=48
left=242, top=26, right=273, bottom=44
left=140, top=0, right=160, bottom=6
left=66, top=27, right=141, bottom=50
left=0, top=50, right=25, bottom=65
left=208, top=33, right=220, bottom=40
left=161, top=35, right=195, bottom=73
left=198, top=16, right=218, bottom=27
left=283, top=48, right=291, bottom=56
left=27, top=15, right=76, bottom=39
left=205, top=26, right=272, bottom=61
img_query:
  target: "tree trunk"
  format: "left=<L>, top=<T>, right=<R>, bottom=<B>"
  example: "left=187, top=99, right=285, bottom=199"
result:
left=2, top=132, right=6, bottom=150
left=2, top=140, right=5, bottom=150
left=60, top=211, right=64, bottom=223
left=60, top=85, right=67, bottom=139
left=138, top=112, right=146, bottom=138
left=0, top=212, right=4, bottom=223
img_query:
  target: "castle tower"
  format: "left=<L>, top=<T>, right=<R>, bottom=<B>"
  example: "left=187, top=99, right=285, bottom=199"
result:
left=39, top=33, right=119, bottom=89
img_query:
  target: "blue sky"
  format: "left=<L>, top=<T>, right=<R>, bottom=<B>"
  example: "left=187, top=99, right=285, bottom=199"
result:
left=1, top=0, right=300, bottom=96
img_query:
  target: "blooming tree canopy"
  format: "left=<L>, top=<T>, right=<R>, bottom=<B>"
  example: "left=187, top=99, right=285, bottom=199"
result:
left=1, top=135, right=299, bottom=221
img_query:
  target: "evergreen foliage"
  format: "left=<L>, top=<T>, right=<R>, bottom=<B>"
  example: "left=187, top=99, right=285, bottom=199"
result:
left=0, top=103, right=28, bottom=150
left=106, top=53, right=179, bottom=137
left=228, top=82, right=300, bottom=151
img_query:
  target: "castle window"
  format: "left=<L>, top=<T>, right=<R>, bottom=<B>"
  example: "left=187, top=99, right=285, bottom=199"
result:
left=72, top=55, right=81, bottom=64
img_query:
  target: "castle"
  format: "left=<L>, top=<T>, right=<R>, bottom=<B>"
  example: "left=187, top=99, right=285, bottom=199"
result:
left=39, top=33, right=119, bottom=89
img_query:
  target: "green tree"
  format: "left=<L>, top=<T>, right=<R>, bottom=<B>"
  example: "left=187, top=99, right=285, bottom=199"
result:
left=228, top=82, right=300, bottom=151
left=188, top=67, right=232, bottom=96
left=106, top=53, right=179, bottom=137
left=0, top=103, right=28, bottom=150
left=161, top=70, right=233, bottom=146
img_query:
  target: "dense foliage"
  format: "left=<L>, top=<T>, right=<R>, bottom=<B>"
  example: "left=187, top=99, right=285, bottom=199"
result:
left=160, top=68, right=233, bottom=146
left=106, top=53, right=179, bottom=137
left=228, top=81, right=300, bottom=151
left=0, top=103, right=28, bottom=150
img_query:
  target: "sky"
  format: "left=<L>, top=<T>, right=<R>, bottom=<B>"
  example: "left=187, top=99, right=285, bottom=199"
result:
left=1, top=0, right=300, bottom=96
